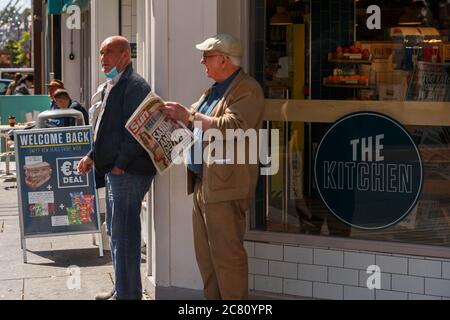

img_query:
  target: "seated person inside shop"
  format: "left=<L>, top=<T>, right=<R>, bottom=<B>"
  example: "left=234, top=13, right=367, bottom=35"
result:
left=46, top=89, right=89, bottom=127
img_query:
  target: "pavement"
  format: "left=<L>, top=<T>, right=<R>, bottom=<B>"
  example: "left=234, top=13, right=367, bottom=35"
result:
left=0, top=161, right=286, bottom=301
left=0, top=161, right=148, bottom=300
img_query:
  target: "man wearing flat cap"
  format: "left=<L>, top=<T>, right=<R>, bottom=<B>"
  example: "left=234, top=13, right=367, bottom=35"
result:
left=47, top=80, right=65, bottom=109
left=162, top=34, right=264, bottom=300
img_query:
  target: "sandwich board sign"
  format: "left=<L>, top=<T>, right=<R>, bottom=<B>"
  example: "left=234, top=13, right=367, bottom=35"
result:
left=14, top=126, right=103, bottom=263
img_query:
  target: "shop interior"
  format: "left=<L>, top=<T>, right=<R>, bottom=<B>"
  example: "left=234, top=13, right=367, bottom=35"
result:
left=252, top=0, right=450, bottom=248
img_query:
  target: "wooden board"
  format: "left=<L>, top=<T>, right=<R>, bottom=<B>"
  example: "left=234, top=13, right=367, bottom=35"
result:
left=263, top=99, right=450, bottom=126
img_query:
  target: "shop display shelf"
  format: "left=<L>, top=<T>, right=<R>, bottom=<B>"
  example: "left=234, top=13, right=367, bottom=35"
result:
left=323, top=82, right=376, bottom=89
left=328, top=58, right=373, bottom=64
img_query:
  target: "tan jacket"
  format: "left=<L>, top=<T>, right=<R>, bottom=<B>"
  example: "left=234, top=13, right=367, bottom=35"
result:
left=187, top=70, right=265, bottom=204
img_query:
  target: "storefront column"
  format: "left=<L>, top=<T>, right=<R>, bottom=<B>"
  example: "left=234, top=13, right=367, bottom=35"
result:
left=89, top=0, right=119, bottom=93
left=143, top=0, right=219, bottom=298
left=135, top=0, right=150, bottom=82
left=60, top=14, right=81, bottom=102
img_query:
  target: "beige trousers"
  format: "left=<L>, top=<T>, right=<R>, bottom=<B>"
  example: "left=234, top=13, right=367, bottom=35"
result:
left=193, top=179, right=250, bottom=300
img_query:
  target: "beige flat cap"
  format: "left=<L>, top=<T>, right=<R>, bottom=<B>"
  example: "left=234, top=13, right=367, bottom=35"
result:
left=196, top=34, right=242, bottom=57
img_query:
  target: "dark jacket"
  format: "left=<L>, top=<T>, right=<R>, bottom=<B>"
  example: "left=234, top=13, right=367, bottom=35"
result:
left=88, top=64, right=156, bottom=179
left=47, top=100, right=89, bottom=127
left=71, top=101, right=89, bottom=125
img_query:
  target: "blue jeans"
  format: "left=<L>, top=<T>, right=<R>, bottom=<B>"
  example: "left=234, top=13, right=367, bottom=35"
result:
left=105, top=172, right=153, bottom=300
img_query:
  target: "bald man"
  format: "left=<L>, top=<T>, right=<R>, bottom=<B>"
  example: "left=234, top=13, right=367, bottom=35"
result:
left=78, top=36, right=156, bottom=300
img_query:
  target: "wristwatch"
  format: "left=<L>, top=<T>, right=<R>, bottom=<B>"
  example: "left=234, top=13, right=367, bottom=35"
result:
left=188, top=109, right=197, bottom=124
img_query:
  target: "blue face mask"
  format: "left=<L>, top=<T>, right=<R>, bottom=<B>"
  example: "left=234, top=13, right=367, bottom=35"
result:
left=105, top=66, right=119, bottom=79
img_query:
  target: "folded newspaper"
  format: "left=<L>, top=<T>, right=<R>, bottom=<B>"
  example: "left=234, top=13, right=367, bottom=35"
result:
left=126, top=93, right=196, bottom=175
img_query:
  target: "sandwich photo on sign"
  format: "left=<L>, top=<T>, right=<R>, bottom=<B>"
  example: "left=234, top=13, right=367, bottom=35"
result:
left=24, top=162, right=53, bottom=191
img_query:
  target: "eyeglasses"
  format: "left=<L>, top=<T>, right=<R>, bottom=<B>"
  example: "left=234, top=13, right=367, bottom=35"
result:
left=202, top=54, right=225, bottom=61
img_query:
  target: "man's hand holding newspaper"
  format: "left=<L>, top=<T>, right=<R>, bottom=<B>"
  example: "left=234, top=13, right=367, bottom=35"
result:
left=126, top=93, right=196, bottom=175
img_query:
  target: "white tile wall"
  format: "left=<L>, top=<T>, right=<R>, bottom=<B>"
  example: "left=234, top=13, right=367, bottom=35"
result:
left=408, top=293, right=441, bottom=300
left=344, top=252, right=375, bottom=270
left=247, top=243, right=450, bottom=300
left=425, top=278, right=450, bottom=298
left=375, top=290, right=408, bottom=300
left=328, top=267, right=359, bottom=286
left=254, top=243, right=283, bottom=261
left=343, top=286, right=375, bottom=300
left=283, top=279, right=313, bottom=298
left=391, top=275, right=425, bottom=294
left=298, top=264, right=327, bottom=282
left=249, top=275, right=254, bottom=290
left=314, top=249, right=343, bottom=267
left=375, top=255, right=408, bottom=274
left=408, top=259, right=441, bottom=278
left=313, top=282, right=343, bottom=300
left=254, top=275, right=283, bottom=294
left=244, top=241, right=255, bottom=258
left=425, top=256, right=450, bottom=263
left=269, top=261, right=297, bottom=279
left=249, top=258, right=268, bottom=275
left=394, top=254, right=424, bottom=260
left=284, top=246, right=313, bottom=264
left=442, top=262, right=450, bottom=280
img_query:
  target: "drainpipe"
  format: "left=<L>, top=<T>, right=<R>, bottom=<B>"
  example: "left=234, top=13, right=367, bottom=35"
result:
left=119, top=0, right=122, bottom=35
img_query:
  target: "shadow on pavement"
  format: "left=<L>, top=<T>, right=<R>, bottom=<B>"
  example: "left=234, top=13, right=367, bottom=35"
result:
left=25, top=248, right=112, bottom=268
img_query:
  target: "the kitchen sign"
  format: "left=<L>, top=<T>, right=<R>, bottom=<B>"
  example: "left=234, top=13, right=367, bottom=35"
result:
left=314, top=112, right=423, bottom=230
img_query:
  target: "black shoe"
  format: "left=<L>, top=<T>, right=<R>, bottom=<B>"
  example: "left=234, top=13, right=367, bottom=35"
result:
left=94, top=290, right=115, bottom=300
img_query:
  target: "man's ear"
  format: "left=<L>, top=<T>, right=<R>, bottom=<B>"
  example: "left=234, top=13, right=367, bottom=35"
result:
left=118, top=51, right=130, bottom=72
left=221, top=56, right=228, bottom=68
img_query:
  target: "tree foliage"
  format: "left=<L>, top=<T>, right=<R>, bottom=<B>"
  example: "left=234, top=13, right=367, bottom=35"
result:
left=0, top=0, right=31, bottom=67
left=3, top=31, right=30, bottom=67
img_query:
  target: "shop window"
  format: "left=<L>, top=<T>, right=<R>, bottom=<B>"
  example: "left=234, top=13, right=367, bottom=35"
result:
left=251, top=0, right=450, bottom=249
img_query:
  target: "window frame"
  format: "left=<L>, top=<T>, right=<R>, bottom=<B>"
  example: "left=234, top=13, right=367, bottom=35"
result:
left=246, top=99, right=450, bottom=259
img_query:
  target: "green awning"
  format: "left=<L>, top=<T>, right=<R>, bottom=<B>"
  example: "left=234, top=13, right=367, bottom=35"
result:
left=48, top=0, right=89, bottom=15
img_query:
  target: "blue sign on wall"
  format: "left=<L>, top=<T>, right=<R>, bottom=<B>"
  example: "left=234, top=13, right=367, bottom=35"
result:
left=15, top=127, right=100, bottom=237
left=48, top=0, right=89, bottom=15
left=314, top=112, right=423, bottom=230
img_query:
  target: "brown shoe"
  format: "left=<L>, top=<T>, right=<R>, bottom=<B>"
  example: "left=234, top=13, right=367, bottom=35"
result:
left=94, top=290, right=115, bottom=300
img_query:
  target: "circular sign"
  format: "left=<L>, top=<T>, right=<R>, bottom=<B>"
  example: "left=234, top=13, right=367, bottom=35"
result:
left=314, top=112, right=423, bottom=230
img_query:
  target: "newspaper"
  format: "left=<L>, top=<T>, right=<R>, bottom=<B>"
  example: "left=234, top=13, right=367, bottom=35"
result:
left=406, top=61, right=450, bottom=102
left=126, top=93, right=196, bottom=175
